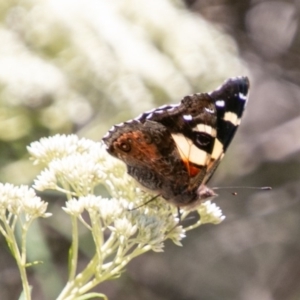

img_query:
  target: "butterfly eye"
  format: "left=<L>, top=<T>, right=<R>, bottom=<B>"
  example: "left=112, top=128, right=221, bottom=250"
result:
left=118, top=141, right=131, bottom=152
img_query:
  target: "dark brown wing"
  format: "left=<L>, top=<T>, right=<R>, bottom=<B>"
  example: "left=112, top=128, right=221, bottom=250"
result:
left=103, top=119, right=191, bottom=197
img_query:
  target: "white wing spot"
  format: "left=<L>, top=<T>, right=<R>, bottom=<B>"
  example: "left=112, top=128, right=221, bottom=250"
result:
left=171, top=134, right=209, bottom=166
left=224, top=112, right=238, bottom=126
left=183, top=115, right=192, bottom=121
left=211, top=138, right=224, bottom=160
left=239, top=92, right=247, bottom=101
left=215, top=100, right=225, bottom=107
left=205, top=107, right=214, bottom=114
left=146, top=113, right=153, bottom=119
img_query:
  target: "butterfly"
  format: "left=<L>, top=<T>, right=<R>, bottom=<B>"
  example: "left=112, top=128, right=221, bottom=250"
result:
left=103, top=77, right=249, bottom=210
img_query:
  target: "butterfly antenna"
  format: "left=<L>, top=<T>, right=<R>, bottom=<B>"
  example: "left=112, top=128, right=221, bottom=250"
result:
left=212, top=186, right=272, bottom=190
left=212, top=186, right=271, bottom=196
left=128, top=194, right=161, bottom=211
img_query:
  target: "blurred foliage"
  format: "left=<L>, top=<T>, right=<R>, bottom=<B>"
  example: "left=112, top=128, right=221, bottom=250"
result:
left=1, top=0, right=300, bottom=299
left=0, top=0, right=245, bottom=186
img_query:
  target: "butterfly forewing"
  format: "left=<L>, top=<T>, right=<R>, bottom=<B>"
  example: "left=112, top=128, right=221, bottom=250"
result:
left=201, top=77, right=249, bottom=184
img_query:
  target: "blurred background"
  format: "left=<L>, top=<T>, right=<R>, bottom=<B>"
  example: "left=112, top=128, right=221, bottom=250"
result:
left=1, top=0, right=300, bottom=299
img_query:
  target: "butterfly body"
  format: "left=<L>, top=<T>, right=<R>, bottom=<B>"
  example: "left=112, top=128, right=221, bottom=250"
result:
left=103, top=77, right=249, bottom=209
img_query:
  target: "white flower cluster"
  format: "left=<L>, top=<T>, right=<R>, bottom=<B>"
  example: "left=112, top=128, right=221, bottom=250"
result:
left=62, top=195, right=181, bottom=252
left=27, top=134, right=96, bottom=165
left=28, top=134, right=106, bottom=196
left=27, top=134, right=225, bottom=252
left=27, top=134, right=184, bottom=251
left=0, top=183, right=51, bottom=221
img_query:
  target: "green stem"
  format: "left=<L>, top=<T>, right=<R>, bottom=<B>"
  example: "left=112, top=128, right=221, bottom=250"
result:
left=18, top=257, right=31, bottom=300
left=4, top=219, right=31, bottom=300
left=69, top=215, right=79, bottom=281
left=57, top=230, right=153, bottom=299
left=57, top=255, right=98, bottom=300
left=89, top=211, right=103, bottom=271
left=184, top=219, right=202, bottom=231
left=77, top=244, right=151, bottom=296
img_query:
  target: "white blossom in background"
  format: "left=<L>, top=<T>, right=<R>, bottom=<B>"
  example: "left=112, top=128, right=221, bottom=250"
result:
left=0, top=0, right=246, bottom=141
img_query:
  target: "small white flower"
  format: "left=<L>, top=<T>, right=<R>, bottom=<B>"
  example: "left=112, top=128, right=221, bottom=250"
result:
left=34, top=154, right=106, bottom=195
left=22, top=195, right=50, bottom=219
left=0, top=183, right=15, bottom=208
left=27, top=134, right=79, bottom=165
left=27, top=134, right=96, bottom=166
left=34, top=169, right=57, bottom=191
left=76, top=138, right=99, bottom=155
left=198, top=201, right=225, bottom=224
left=97, top=197, right=125, bottom=224
left=0, top=184, right=50, bottom=219
left=82, top=195, right=102, bottom=211
left=110, top=217, right=137, bottom=239
left=169, top=225, right=186, bottom=247
left=63, top=198, right=85, bottom=216
left=133, top=214, right=165, bottom=247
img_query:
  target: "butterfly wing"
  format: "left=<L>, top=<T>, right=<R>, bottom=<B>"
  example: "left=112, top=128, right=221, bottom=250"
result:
left=103, top=76, right=249, bottom=207
left=103, top=119, right=191, bottom=195
left=202, top=76, right=249, bottom=184
left=138, top=77, right=249, bottom=184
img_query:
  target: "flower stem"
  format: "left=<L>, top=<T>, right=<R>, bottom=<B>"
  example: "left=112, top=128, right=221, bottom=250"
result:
left=4, top=220, right=31, bottom=299
left=69, top=216, right=79, bottom=281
